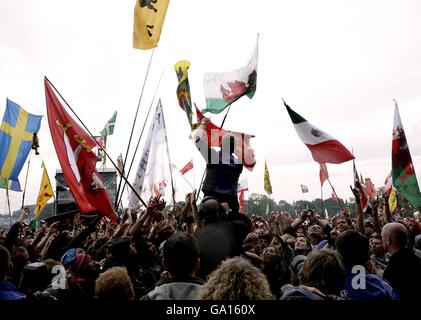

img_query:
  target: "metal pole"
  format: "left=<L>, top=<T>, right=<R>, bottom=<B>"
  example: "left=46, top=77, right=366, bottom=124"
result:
left=21, top=150, right=32, bottom=210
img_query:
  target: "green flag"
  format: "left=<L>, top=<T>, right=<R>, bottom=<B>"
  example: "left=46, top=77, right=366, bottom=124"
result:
left=100, top=111, right=117, bottom=138
left=392, top=101, right=421, bottom=208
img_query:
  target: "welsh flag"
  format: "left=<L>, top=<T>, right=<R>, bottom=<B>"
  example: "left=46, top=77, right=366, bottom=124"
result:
left=202, top=36, right=258, bottom=114
left=195, top=107, right=256, bottom=170
left=392, top=101, right=421, bottom=208
left=284, top=101, right=354, bottom=164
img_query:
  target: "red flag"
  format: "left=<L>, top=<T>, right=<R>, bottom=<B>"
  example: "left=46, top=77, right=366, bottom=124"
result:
left=331, top=192, right=339, bottom=203
left=365, top=178, right=377, bottom=200
left=196, top=107, right=256, bottom=170
left=319, top=163, right=328, bottom=186
left=384, top=172, right=392, bottom=194
left=179, top=159, right=193, bottom=175
left=353, top=161, right=369, bottom=212
left=45, top=80, right=117, bottom=223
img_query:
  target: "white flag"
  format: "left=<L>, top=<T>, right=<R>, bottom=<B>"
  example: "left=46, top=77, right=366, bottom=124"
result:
left=129, top=100, right=173, bottom=208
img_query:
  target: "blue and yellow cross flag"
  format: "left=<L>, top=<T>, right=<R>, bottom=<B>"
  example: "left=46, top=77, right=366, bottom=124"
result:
left=0, top=99, right=42, bottom=191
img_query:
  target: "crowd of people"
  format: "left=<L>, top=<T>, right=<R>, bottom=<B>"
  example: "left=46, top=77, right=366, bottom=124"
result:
left=0, top=122, right=420, bottom=301
left=0, top=187, right=420, bottom=301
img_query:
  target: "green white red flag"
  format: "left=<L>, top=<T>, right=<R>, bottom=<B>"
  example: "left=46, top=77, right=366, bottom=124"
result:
left=284, top=101, right=354, bottom=164
left=202, top=36, right=258, bottom=114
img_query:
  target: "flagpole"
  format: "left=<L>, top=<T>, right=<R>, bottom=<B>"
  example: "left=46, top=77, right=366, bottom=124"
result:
left=45, top=77, right=148, bottom=208
left=116, top=56, right=168, bottom=209
left=102, top=135, right=107, bottom=169
left=6, top=185, right=12, bottom=228
left=172, top=164, right=197, bottom=193
left=115, top=48, right=155, bottom=209
left=161, top=103, right=176, bottom=205
left=21, top=150, right=32, bottom=211
left=320, top=164, right=345, bottom=211
left=320, top=184, right=324, bottom=219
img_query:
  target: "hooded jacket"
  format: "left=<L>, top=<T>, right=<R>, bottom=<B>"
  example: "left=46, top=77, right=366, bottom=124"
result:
left=142, top=276, right=204, bottom=300
left=341, top=268, right=399, bottom=300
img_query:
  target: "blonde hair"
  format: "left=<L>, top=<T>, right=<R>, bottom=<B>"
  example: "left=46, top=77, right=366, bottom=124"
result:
left=197, top=257, right=272, bottom=300
left=95, top=267, right=134, bottom=301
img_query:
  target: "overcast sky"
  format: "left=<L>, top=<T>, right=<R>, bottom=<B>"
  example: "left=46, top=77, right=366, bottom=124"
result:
left=1, top=0, right=421, bottom=214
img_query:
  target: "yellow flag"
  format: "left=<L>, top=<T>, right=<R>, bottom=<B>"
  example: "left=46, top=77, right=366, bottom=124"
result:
left=133, top=0, right=170, bottom=50
left=389, top=188, right=397, bottom=213
left=34, top=161, right=54, bottom=218
left=264, top=160, right=272, bottom=195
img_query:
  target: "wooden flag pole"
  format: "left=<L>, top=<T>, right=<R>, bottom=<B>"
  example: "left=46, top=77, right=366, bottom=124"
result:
left=115, top=48, right=155, bottom=209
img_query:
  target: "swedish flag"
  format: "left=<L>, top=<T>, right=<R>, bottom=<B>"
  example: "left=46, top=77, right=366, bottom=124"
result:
left=0, top=99, right=42, bottom=190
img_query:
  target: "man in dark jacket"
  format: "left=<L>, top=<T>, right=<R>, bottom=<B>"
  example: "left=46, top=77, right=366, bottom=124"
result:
left=0, top=245, right=25, bottom=300
left=336, top=230, right=399, bottom=300
left=195, top=197, right=251, bottom=280
left=382, top=222, right=421, bottom=301
left=143, top=232, right=203, bottom=300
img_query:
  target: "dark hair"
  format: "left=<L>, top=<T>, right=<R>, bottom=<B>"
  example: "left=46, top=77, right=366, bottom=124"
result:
left=336, top=230, right=369, bottom=268
left=198, top=196, right=225, bottom=224
left=20, top=262, right=50, bottom=296
left=163, top=232, right=199, bottom=277
left=0, top=245, right=11, bottom=280
left=299, top=250, right=345, bottom=295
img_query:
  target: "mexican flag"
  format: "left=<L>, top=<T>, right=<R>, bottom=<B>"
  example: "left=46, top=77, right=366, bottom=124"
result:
left=285, top=101, right=354, bottom=164
left=391, top=101, right=421, bottom=208
left=202, top=36, right=258, bottom=114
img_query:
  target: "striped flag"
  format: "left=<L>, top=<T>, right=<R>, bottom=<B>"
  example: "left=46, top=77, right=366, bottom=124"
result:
left=284, top=101, right=354, bottom=164
left=384, top=172, right=392, bottom=194
left=353, top=160, right=369, bottom=212
left=100, top=111, right=117, bottom=138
